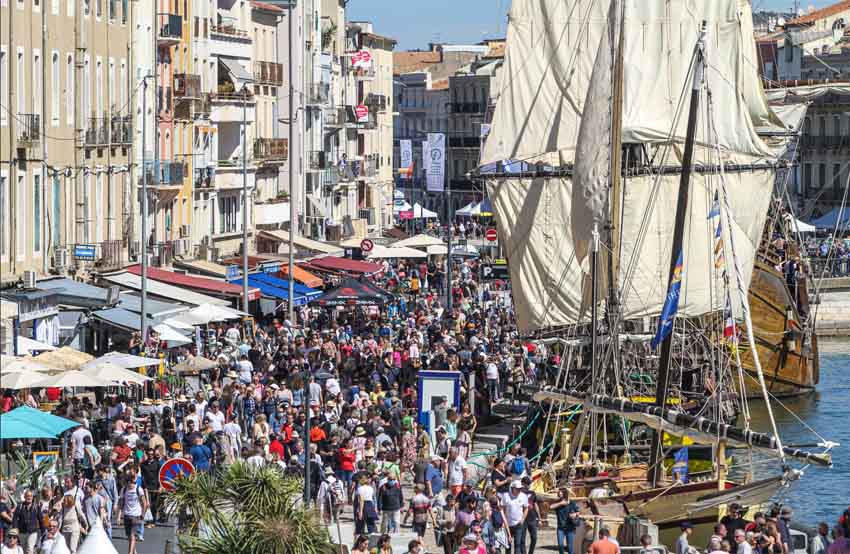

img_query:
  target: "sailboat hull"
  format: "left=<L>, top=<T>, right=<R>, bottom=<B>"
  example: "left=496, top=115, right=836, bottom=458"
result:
left=740, top=260, right=819, bottom=398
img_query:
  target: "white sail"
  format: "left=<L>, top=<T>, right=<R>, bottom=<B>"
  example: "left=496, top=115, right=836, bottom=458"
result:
left=485, top=0, right=783, bottom=333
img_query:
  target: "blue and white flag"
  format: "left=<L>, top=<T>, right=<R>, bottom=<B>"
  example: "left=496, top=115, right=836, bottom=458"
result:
left=672, top=447, right=689, bottom=483
left=707, top=190, right=721, bottom=219
left=651, top=249, right=684, bottom=350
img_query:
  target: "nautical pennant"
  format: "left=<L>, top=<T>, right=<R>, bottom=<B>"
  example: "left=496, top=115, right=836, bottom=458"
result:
left=707, top=190, right=721, bottom=219
left=723, top=291, right=738, bottom=341
left=651, top=249, right=684, bottom=350
left=714, top=221, right=725, bottom=269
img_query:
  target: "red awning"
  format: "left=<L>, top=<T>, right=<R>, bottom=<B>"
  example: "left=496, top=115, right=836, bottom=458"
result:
left=301, top=256, right=383, bottom=276
left=126, top=265, right=261, bottom=301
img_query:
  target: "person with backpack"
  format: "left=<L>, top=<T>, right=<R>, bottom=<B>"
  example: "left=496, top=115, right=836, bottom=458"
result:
left=116, top=471, right=147, bottom=554
left=79, top=436, right=101, bottom=480
left=318, top=467, right=345, bottom=525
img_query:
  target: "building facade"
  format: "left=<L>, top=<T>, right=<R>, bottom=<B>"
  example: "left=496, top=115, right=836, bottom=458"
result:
left=2, top=0, right=132, bottom=281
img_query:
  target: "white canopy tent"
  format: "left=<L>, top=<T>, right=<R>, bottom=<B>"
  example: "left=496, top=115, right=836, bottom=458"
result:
left=30, top=371, right=113, bottom=389
left=367, top=245, right=429, bottom=259
left=82, top=362, right=153, bottom=385
left=393, top=201, right=413, bottom=213
left=152, top=323, right=192, bottom=345
left=82, top=352, right=162, bottom=369
left=413, top=203, right=439, bottom=219
left=393, top=234, right=446, bottom=248
left=784, top=214, right=816, bottom=233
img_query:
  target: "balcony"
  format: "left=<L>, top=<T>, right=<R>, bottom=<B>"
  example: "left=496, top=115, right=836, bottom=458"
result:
left=194, top=167, right=215, bottom=188
left=254, top=61, right=283, bottom=85
left=323, top=167, right=339, bottom=186
left=194, top=93, right=212, bottom=118
left=448, top=136, right=481, bottom=148
left=211, top=16, right=250, bottom=40
left=110, top=114, right=132, bottom=145
left=350, top=66, right=375, bottom=80
left=449, top=102, right=487, bottom=114
left=96, top=240, right=123, bottom=271
left=364, top=93, right=388, bottom=111
left=307, top=83, right=330, bottom=106
left=16, top=114, right=41, bottom=148
left=254, top=138, right=289, bottom=163
left=325, top=106, right=345, bottom=127
left=159, top=161, right=187, bottom=185
left=85, top=116, right=110, bottom=146
left=211, top=84, right=254, bottom=103
left=158, top=13, right=183, bottom=45
left=354, top=157, right=377, bottom=180
left=174, top=73, right=201, bottom=99
left=308, top=150, right=327, bottom=171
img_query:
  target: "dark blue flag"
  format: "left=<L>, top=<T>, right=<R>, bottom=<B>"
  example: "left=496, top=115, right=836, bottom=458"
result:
left=651, top=249, right=684, bottom=350
left=672, top=447, right=689, bottom=483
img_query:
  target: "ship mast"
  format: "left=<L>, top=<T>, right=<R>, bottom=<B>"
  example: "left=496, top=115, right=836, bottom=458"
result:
left=648, top=22, right=708, bottom=488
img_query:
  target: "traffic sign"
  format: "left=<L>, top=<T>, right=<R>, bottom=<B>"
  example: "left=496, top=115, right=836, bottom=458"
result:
left=355, top=105, right=370, bottom=122
left=360, top=239, right=374, bottom=252
left=74, top=244, right=97, bottom=261
left=485, top=228, right=498, bottom=242
left=159, top=458, right=195, bottom=491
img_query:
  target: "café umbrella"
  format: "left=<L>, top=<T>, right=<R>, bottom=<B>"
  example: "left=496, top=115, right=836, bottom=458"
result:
left=33, top=346, right=94, bottom=370
left=0, top=406, right=79, bottom=439
left=16, top=336, right=57, bottom=353
left=83, top=352, right=161, bottom=369
left=0, top=357, right=54, bottom=375
left=29, top=370, right=113, bottom=389
left=1, top=370, right=56, bottom=390
left=172, top=356, right=218, bottom=373
left=81, top=362, right=153, bottom=385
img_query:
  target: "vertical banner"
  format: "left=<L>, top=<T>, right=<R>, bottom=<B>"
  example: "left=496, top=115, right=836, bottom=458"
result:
left=422, top=140, right=430, bottom=176
left=426, top=133, right=445, bottom=193
left=400, top=139, right=413, bottom=180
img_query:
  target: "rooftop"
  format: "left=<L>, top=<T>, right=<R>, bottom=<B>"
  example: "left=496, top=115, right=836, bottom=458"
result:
left=394, top=50, right=442, bottom=75
left=786, top=0, right=850, bottom=26
left=250, top=0, right=284, bottom=13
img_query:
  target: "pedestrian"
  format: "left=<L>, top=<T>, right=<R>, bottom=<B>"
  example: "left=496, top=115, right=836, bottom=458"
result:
left=406, top=484, right=436, bottom=542
left=590, top=528, right=621, bottom=554
left=354, top=475, right=377, bottom=535
left=117, top=472, right=147, bottom=554
left=676, top=522, right=696, bottom=554
left=11, top=490, right=40, bottom=554
left=521, top=476, right=540, bottom=554
left=551, top=487, right=580, bottom=554
left=377, top=471, right=404, bottom=534
left=736, top=529, right=753, bottom=554
left=0, top=529, right=22, bottom=554
left=503, top=481, right=529, bottom=554
left=812, top=523, right=833, bottom=554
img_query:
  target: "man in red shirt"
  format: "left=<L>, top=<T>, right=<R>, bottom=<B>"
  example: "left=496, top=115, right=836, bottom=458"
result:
left=269, top=434, right=285, bottom=461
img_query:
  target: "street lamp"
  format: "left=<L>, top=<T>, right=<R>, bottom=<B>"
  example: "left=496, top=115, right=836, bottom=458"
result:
left=241, top=82, right=252, bottom=314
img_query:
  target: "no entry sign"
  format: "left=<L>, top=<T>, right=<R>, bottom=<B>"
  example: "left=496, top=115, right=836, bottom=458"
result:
left=485, top=228, right=498, bottom=242
left=159, top=458, right=195, bottom=491
left=360, top=239, right=374, bottom=252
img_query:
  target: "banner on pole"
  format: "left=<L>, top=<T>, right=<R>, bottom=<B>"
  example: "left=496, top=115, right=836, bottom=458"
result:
left=422, top=140, right=430, bottom=176
left=399, top=140, right=413, bottom=180
left=426, top=133, right=445, bottom=193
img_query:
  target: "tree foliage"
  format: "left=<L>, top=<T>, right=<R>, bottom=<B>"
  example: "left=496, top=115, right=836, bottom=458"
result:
left=164, top=462, right=335, bottom=554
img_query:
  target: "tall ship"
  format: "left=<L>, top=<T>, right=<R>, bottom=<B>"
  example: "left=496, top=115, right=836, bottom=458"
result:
left=476, top=0, right=834, bottom=543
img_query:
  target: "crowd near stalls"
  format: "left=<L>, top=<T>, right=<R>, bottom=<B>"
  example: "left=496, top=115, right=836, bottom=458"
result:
left=0, top=229, right=546, bottom=554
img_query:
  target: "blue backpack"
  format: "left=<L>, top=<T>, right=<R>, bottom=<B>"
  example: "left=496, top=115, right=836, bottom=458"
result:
left=511, top=456, right=526, bottom=476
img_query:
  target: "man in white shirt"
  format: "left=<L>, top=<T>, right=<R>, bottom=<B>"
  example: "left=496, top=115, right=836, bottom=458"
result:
left=238, top=355, right=254, bottom=384
left=734, top=530, right=752, bottom=554
left=504, top=481, right=529, bottom=554
left=206, top=402, right=226, bottom=432
left=325, top=374, right=341, bottom=398
left=445, top=447, right=467, bottom=497
left=70, top=424, right=92, bottom=470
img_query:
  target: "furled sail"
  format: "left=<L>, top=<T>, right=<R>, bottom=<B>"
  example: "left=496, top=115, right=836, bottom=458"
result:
left=485, top=0, right=785, bottom=334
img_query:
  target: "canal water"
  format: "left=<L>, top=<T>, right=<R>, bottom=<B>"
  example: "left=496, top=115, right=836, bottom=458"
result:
left=746, top=339, right=850, bottom=526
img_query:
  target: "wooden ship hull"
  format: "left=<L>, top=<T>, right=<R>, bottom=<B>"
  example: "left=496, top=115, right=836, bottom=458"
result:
left=741, top=259, right=819, bottom=398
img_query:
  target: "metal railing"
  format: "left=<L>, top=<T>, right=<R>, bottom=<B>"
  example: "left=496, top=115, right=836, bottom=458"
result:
left=194, top=93, right=212, bottom=118
left=194, top=167, right=214, bottom=188
left=254, top=61, right=283, bottom=85
left=365, top=93, right=387, bottom=110
left=97, top=240, right=123, bottom=271
left=85, top=116, right=110, bottom=146
left=158, top=13, right=182, bottom=42
left=174, top=73, right=201, bottom=98
left=307, top=83, right=330, bottom=105
left=323, top=167, right=339, bottom=186
left=448, top=136, right=481, bottom=148
left=16, top=113, right=41, bottom=146
left=325, top=106, right=344, bottom=126
left=110, top=114, right=132, bottom=144
left=254, top=138, right=289, bottom=162
left=449, top=101, right=488, bottom=114
left=308, top=150, right=326, bottom=170
left=151, top=242, right=173, bottom=267
left=350, top=66, right=375, bottom=79
left=159, top=161, right=187, bottom=184
left=211, top=86, right=254, bottom=102
left=211, top=23, right=249, bottom=38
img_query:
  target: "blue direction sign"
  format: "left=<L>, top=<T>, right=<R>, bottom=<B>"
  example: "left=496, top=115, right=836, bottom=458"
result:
left=74, top=244, right=97, bottom=261
left=225, top=264, right=240, bottom=281
left=261, top=260, right=281, bottom=273
left=159, top=458, right=195, bottom=491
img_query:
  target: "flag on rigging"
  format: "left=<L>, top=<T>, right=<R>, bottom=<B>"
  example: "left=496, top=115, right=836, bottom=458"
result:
left=651, top=250, right=684, bottom=350
left=723, top=291, right=738, bottom=342
left=714, top=221, right=725, bottom=269
left=672, top=447, right=689, bottom=483
left=707, top=190, right=721, bottom=219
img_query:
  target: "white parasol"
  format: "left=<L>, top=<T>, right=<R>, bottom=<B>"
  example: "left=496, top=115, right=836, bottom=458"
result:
left=16, top=336, right=57, bottom=353
left=81, top=362, right=153, bottom=385
left=83, top=352, right=162, bottom=369
left=29, top=370, right=113, bottom=389
left=2, top=370, right=57, bottom=390
left=1, top=357, right=54, bottom=374
left=153, top=323, right=192, bottom=345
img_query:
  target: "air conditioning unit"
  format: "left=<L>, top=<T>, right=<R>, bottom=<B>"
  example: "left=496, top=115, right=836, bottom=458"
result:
left=180, top=224, right=191, bottom=238
left=22, top=271, right=37, bottom=290
left=53, top=247, right=69, bottom=270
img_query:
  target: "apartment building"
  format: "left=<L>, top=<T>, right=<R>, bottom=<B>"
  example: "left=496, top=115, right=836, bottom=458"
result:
left=345, top=21, right=395, bottom=237
left=2, top=0, right=132, bottom=281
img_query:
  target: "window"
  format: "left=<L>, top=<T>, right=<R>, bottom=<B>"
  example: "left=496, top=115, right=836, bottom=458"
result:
left=95, top=173, right=103, bottom=241
left=52, top=175, right=61, bottom=248
left=818, top=163, right=826, bottom=188
left=834, top=115, right=841, bottom=138
left=83, top=174, right=91, bottom=242
left=33, top=50, right=42, bottom=120
left=51, top=52, right=60, bottom=126
left=34, top=0, right=40, bottom=12
left=834, top=164, right=842, bottom=192
left=66, top=53, right=74, bottom=125
left=0, top=171, right=7, bottom=259
left=16, top=173, right=25, bottom=259
left=17, top=48, right=25, bottom=117
left=108, top=58, right=115, bottom=114
left=121, top=0, right=126, bottom=23
left=33, top=174, right=41, bottom=252
left=83, top=0, right=90, bottom=16
left=0, top=47, right=7, bottom=126
left=95, top=0, right=101, bottom=19
left=96, top=58, right=103, bottom=116
left=120, top=59, right=127, bottom=112
left=803, top=163, right=812, bottom=191
left=83, top=55, right=90, bottom=124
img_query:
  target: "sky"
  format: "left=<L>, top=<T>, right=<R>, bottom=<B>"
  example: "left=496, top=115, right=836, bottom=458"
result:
left=347, top=0, right=840, bottom=51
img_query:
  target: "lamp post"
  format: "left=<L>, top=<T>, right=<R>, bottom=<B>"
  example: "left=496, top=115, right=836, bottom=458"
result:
left=287, top=0, right=296, bottom=325
left=242, top=83, right=250, bottom=313
left=140, top=75, right=150, bottom=344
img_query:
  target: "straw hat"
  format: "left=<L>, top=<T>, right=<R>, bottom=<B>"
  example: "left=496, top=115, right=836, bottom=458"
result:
left=140, top=398, right=153, bottom=406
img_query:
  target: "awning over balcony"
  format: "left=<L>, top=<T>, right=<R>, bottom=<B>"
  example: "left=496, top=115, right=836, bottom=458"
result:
left=256, top=230, right=343, bottom=256
left=220, top=57, right=253, bottom=88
